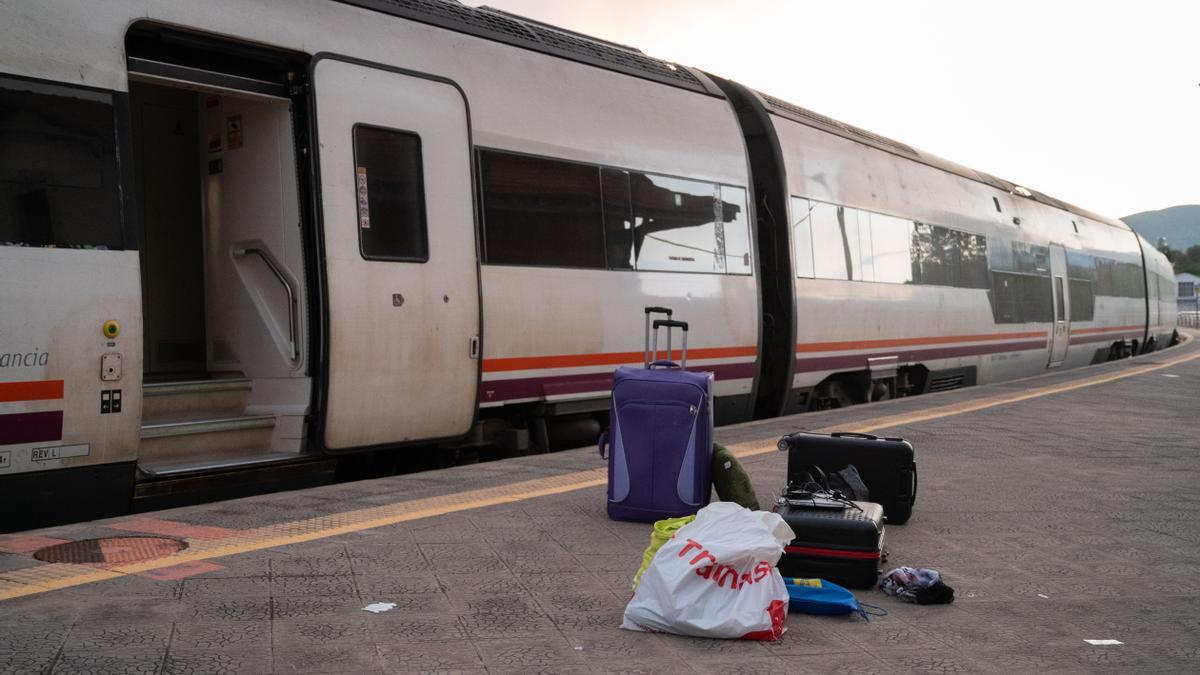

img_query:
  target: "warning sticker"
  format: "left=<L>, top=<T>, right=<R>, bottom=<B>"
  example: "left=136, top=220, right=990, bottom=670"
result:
left=356, top=167, right=370, bottom=229
left=226, top=114, right=243, bottom=149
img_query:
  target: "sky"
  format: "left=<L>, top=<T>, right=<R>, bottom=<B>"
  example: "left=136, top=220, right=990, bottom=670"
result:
left=464, top=0, right=1197, bottom=218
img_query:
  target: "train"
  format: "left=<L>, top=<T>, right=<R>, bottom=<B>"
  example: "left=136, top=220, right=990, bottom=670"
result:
left=0, top=0, right=1177, bottom=532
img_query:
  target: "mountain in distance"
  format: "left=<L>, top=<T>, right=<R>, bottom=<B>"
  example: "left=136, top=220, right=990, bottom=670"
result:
left=1122, top=205, right=1200, bottom=251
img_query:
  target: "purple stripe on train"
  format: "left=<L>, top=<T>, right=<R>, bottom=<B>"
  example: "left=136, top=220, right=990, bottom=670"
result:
left=0, top=410, right=63, bottom=445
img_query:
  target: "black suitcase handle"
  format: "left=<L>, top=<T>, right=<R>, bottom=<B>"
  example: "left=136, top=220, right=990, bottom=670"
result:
left=644, top=306, right=673, bottom=316
left=831, top=432, right=878, bottom=440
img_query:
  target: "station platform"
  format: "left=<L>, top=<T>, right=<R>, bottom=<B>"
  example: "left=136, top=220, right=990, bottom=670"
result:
left=2, top=333, right=1199, bottom=674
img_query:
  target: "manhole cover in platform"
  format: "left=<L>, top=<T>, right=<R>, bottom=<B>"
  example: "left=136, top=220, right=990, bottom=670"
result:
left=33, top=536, right=187, bottom=565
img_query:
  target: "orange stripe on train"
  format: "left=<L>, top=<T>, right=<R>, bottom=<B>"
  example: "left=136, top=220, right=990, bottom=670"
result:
left=0, top=380, right=64, bottom=403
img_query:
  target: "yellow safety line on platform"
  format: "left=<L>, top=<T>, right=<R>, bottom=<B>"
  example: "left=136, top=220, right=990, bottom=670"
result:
left=1, top=343, right=1196, bottom=602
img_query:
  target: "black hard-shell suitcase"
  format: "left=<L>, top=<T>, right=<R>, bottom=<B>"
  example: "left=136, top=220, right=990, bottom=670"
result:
left=778, top=431, right=917, bottom=524
left=772, top=500, right=885, bottom=589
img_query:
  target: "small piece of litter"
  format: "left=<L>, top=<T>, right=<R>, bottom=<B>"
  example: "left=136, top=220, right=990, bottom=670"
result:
left=1084, top=639, right=1123, bottom=646
left=362, top=602, right=397, bottom=614
left=574, top=647, right=584, bottom=651
left=1037, top=593, right=1049, bottom=599
left=1163, top=374, right=1180, bottom=378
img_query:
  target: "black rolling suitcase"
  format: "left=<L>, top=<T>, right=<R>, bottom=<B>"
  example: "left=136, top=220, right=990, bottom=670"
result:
left=777, top=431, right=917, bottom=524
left=772, top=498, right=885, bottom=589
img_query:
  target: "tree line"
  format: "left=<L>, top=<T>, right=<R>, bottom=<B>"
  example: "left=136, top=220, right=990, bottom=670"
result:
left=1156, top=239, right=1200, bottom=276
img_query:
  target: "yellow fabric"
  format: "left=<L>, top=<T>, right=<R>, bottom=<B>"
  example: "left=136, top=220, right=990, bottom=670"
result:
left=631, top=515, right=697, bottom=591
left=787, top=578, right=824, bottom=588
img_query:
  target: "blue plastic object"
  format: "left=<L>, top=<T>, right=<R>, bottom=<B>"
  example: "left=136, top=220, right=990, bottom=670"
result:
left=784, top=577, right=886, bottom=620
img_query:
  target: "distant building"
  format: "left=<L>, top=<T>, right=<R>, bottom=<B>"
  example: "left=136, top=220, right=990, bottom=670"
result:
left=1178, top=272, right=1200, bottom=312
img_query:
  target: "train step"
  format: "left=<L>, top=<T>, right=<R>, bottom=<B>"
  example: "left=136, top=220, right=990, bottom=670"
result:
left=142, top=376, right=253, bottom=422
left=138, top=414, right=278, bottom=471
left=138, top=450, right=306, bottom=478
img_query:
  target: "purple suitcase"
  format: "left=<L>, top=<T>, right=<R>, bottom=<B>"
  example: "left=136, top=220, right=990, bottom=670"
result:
left=599, top=307, right=714, bottom=522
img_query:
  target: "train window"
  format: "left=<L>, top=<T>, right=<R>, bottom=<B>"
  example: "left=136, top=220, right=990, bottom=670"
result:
left=630, top=172, right=743, bottom=274
left=792, top=197, right=815, bottom=278
left=810, top=202, right=853, bottom=280
left=1054, top=277, right=1065, bottom=321
left=990, top=271, right=1052, bottom=323
left=910, top=222, right=956, bottom=286
left=0, top=76, right=124, bottom=250
left=354, top=126, right=428, bottom=262
left=601, top=168, right=634, bottom=269
left=1092, top=257, right=1145, bottom=298
left=868, top=212, right=915, bottom=284
left=479, top=150, right=605, bottom=269
left=1069, top=278, right=1095, bottom=321
left=959, top=232, right=990, bottom=289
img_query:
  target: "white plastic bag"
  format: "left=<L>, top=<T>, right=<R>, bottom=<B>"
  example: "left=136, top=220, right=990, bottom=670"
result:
left=621, top=502, right=796, bottom=640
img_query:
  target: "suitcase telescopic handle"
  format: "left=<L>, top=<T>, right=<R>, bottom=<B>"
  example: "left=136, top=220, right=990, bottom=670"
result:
left=643, top=306, right=674, bottom=368
left=651, top=319, right=688, bottom=369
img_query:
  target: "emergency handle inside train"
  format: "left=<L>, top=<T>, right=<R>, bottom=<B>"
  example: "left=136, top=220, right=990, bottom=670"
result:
left=0, top=0, right=1178, bottom=532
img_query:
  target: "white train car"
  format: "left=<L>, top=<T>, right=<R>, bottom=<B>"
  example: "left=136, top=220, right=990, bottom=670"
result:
left=0, top=0, right=1176, bottom=530
left=710, top=86, right=1166, bottom=412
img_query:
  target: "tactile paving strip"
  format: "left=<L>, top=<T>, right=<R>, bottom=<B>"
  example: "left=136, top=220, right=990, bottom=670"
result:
left=0, top=342, right=1196, bottom=602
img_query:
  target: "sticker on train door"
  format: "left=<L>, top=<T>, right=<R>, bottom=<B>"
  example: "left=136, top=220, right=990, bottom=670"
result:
left=356, top=167, right=371, bottom=229
left=226, top=114, right=243, bottom=149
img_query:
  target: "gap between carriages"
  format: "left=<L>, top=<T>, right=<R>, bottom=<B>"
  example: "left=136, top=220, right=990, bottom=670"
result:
left=0, top=342, right=1195, bottom=603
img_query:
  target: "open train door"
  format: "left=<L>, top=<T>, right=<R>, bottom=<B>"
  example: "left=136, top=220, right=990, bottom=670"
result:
left=312, top=56, right=480, bottom=451
left=1047, top=244, right=1071, bottom=368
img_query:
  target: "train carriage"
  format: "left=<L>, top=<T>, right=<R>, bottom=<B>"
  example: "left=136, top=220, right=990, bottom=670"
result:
left=0, top=0, right=1176, bottom=531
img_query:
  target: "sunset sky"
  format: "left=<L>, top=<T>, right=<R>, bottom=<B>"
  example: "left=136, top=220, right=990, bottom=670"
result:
left=466, top=0, right=1197, bottom=219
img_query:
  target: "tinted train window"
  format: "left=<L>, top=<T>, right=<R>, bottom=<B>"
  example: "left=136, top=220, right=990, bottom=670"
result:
left=601, top=168, right=634, bottom=269
left=354, top=126, right=427, bottom=262
left=1069, top=279, right=1095, bottom=321
left=480, top=151, right=605, bottom=269
left=630, top=173, right=747, bottom=274
left=1054, top=277, right=1065, bottom=321
left=1092, top=257, right=1144, bottom=298
left=0, top=76, right=124, bottom=249
left=990, top=272, right=1052, bottom=323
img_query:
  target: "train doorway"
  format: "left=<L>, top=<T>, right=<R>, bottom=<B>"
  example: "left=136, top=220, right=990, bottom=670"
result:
left=1047, top=244, right=1071, bottom=368
left=126, top=27, right=314, bottom=479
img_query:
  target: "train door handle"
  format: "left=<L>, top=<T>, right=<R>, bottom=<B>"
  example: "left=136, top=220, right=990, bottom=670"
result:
left=469, top=335, right=480, bottom=359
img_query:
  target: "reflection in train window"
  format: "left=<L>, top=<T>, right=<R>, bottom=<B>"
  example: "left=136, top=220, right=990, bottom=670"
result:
left=868, top=212, right=915, bottom=284
left=630, top=173, right=747, bottom=274
left=0, top=76, right=124, bottom=249
left=354, top=126, right=428, bottom=262
left=479, top=151, right=605, bottom=269
left=478, top=149, right=750, bottom=275
left=792, top=197, right=816, bottom=278
left=719, top=185, right=753, bottom=275
left=601, top=167, right=634, bottom=269
left=807, top=203, right=853, bottom=280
